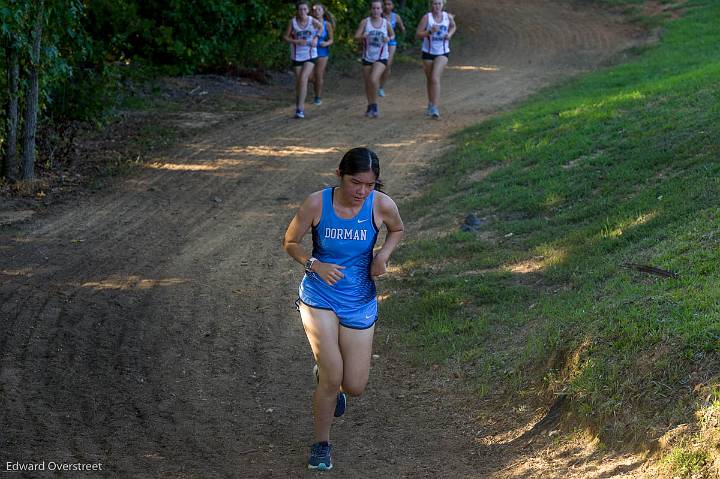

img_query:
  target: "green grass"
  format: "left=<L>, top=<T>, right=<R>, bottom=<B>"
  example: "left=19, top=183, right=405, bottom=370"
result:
left=381, top=0, right=720, bottom=447
left=663, top=446, right=709, bottom=477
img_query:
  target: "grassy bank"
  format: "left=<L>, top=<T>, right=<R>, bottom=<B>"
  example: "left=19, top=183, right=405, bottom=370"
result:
left=381, top=0, right=719, bottom=473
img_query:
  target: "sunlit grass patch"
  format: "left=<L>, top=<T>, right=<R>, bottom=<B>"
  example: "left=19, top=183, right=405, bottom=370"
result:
left=663, top=446, right=710, bottom=477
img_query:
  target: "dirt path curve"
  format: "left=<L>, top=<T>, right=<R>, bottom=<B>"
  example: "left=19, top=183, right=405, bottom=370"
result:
left=1, top=2, right=642, bottom=477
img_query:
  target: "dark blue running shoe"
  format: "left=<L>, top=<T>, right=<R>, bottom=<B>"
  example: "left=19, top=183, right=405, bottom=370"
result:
left=334, top=392, right=347, bottom=418
left=308, top=441, right=333, bottom=470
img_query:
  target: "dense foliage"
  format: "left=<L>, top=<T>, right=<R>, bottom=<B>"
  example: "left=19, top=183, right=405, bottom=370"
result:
left=0, top=0, right=428, bottom=180
left=84, top=0, right=425, bottom=72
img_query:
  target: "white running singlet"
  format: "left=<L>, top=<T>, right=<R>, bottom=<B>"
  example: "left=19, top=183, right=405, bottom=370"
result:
left=362, top=17, right=389, bottom=63
left=291, top=17, right=318, bottom=62
left=422, top=11, right=450, bottom=55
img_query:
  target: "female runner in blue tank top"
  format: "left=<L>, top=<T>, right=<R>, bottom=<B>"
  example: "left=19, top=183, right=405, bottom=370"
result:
left=284, top=1, right=323, bottom=118
left=311, top=3, right=334, bottom=105
left=416, top=0, right=457, bottom=119
left=354, top=0, right=395, bottom=118
left=283, top=147, right=404, bottom=470
left=378, top=0, right=406, bottom=98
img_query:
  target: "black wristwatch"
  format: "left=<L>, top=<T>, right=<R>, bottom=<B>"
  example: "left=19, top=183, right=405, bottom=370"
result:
left=304, top=256, right=318, bottom=273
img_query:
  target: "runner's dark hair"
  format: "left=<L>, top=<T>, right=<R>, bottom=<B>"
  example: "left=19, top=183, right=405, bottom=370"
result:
left=338, top=147, right=384, bottom=191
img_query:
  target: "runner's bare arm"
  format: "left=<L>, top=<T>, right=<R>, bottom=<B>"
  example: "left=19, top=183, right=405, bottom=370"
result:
left=322, top=22, right=334, bottom=47
left=396, top=15, right=406, bottom=34
left=355, top=18, right=368, bottom=40
left=447, top=13, right=457, bottom=39
left=312, top=18, right=323, bottom=46
left=283, top=192, right=346, bottom=285
left=415, top=14, right=429, bottom=39
left=386, top=23, right=395, bottom=43
left=370, top=193, right=404, bottom=277
left=283, top=192, right=321, bottom=265
left=283, top=20, right=301, bottom=45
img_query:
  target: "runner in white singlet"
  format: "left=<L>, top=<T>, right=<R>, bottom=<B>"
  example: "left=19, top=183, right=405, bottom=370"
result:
left=416, top=0, right=456, bottom=119
left=284, top=1, right=323, bottom=118
left=354, top=0, right=394, bottom=118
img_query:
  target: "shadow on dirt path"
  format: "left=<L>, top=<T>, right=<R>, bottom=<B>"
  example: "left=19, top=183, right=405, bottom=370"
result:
left=1, top=1, right=650, bottom=477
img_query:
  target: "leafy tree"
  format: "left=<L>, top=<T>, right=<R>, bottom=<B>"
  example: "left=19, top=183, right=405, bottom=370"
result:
left=20, top=0, right=44, bottom=180
left=1, top=0, right=85, bottom=181
left=4, top=43, right=19, bottom=180
left=1, top=0, right=31, bottom=180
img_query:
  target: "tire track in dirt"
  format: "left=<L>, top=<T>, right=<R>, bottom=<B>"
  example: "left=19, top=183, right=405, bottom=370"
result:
left=0, top=1, right=644, bottom=477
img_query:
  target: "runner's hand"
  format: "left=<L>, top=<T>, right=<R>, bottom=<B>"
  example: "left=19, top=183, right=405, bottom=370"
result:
left=313, top=261, right=346, bottom=286
left=370, top=254, right=389, bottom=277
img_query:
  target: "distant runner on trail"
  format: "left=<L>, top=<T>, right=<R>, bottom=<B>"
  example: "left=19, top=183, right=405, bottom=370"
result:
left=355, top=0, right=395, bottom=118
left=283, top=147, right=404, bottom=471
left=311, top=3, right=335, bottom=106
left=378, top=0, right=406, bottom=98
left=416, top=0, right=456, bottom=119
left=284, top=0, right=323, bottom=119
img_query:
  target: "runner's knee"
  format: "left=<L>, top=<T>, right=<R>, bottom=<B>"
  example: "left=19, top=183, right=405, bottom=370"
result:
left=341, top=378, right=369, bottom=397
left=316, top=359, right=343, bottom=388
left=319, top=372, right=343, bottom=392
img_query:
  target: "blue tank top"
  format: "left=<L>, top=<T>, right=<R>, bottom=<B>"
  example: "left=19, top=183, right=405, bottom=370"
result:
left=387, top=12, right=398, bottom=46
left=317, top=20, right=330, bottom=57
left=300, top=187, right=379, bottom=306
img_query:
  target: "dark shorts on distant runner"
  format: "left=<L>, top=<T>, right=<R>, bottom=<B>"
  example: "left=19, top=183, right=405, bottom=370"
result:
left=362, top=59, right=388, bottom=66
left=422, top=52, right=449, bottom=61
left=292, top=58, right=318, bottom=68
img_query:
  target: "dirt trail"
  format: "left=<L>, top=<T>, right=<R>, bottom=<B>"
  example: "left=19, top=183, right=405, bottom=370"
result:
left=1, top=1, right=647, bottom=477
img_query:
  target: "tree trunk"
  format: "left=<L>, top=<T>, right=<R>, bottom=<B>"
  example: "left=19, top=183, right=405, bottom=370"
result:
left=3, top=44, right=20, bottom=180
left=21, top=0, right=45, bottom=181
